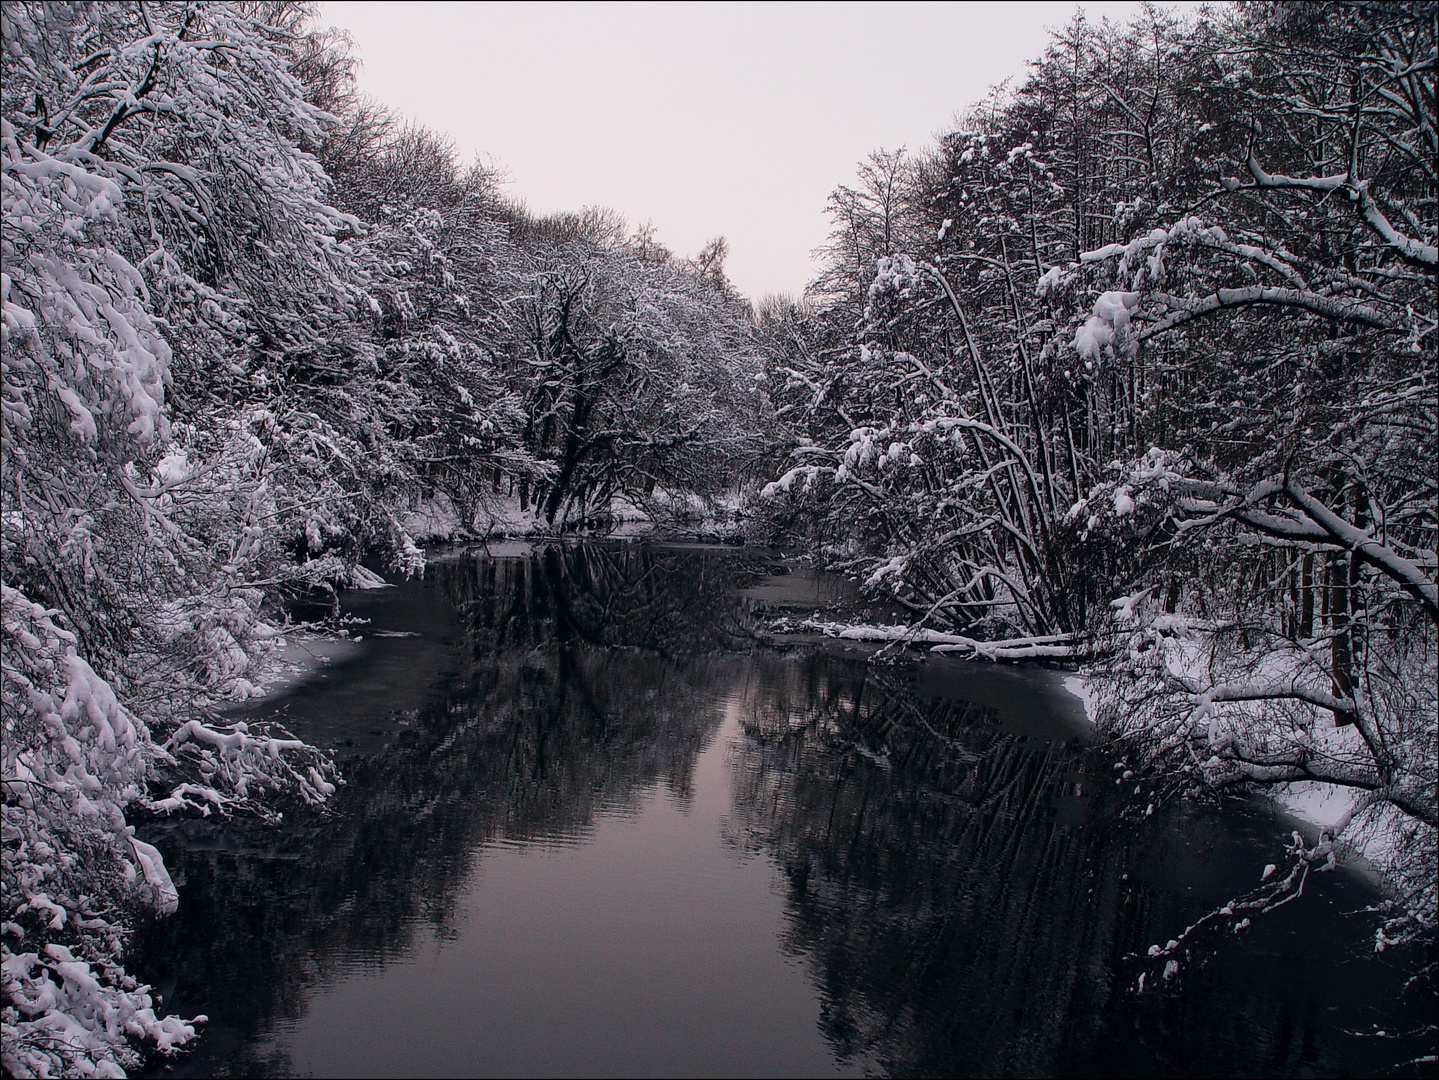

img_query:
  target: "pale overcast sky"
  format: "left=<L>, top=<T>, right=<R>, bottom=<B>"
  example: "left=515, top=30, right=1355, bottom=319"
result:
left=322, top=1, right=1204, bottom=300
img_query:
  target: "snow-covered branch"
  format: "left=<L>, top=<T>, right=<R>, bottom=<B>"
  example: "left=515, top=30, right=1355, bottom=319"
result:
left=1244, top=152, right=1438, bottom=272
left=1136, top=285, right=1400, bottom=335
left=785, top=618, right=1084, bottom=660
left=1282, top=481, right=1439, bottom=623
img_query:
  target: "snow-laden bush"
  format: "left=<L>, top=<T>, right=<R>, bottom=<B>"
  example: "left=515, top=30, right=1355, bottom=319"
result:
left=2, top=4, right=354, bottom=1071
left=2, top=581, right=340, bottom=1077
left=2, top=589, right=195, bottom=1077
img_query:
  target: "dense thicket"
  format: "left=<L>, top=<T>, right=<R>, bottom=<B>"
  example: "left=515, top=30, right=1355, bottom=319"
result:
left=760, top=1, right=1435, bottom=950
left=2, top=3, right=764, bottom=1073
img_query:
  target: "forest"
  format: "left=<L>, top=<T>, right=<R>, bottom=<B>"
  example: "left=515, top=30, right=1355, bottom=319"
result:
left=1, top=1, right=1434, bottom=1075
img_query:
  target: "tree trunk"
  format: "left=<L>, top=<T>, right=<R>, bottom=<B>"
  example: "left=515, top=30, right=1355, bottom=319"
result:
left=1298, top=552, right=1314, bottom=639
left=1329, top=552, right=1354, bottom=725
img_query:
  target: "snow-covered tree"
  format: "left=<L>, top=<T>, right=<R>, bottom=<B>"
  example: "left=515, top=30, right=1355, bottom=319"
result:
left=759, top=0, right=1436, bottom=946
left=3, top=4, right=349, bottom=1072
left=504, top=211, right=770, bottom=528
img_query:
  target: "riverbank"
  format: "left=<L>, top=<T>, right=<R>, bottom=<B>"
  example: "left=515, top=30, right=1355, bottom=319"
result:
left=399, top=490, right=751, bottom=546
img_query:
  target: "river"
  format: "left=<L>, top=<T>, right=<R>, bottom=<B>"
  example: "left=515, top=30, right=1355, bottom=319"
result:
left=132, top=542, right=1435, bottom=1078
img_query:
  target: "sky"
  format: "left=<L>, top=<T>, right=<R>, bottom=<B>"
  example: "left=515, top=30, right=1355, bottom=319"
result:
left=321, top=1, right=1205, bottom=300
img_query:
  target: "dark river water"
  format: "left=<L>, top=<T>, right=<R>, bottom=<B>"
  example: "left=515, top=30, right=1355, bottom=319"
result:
left=133, top=543, right=1436, bottom=1078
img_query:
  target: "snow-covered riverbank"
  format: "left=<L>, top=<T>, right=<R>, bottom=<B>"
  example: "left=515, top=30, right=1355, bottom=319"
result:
left=776, top=609, right=1408, bottom=899
left=398, top=489, right=753, bottom=547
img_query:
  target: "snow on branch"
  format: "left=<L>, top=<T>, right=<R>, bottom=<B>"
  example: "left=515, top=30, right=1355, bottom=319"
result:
left=1242, top=152, right=1438, bottom=271
left=3, top=584, right=201, bottom=1074
left=1179, top=678, right=1358, bottom=727
left=1282, top=481, right=1439, bottom=623
left=1137, top=287, right=1400, bottom=336
left=784, top=617, right=1083, bottom=661
left=1136, top=847, right=1319, bottom=992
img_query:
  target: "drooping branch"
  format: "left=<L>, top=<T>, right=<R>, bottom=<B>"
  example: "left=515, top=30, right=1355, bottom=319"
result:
left=1243, top=152, right=1438, bottom=272
left=1283, top=480, right=1439, bottom=624
left=1136, top=287, right=1401, bottom=337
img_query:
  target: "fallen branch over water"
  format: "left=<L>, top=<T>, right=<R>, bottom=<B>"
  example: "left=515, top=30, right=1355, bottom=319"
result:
left=774, top=618, right=1087, bottom=661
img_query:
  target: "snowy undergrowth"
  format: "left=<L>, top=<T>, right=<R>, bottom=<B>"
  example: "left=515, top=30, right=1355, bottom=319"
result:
left=401, top=487, right=751, bottom=544
left=1091, top=597, right=1437, bottom=952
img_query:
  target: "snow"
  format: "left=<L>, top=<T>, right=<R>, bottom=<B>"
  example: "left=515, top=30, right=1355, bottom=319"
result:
left=1274, top=779, right=1359, bottom=832
left=1073, top=290, right=1141, bottom=360
left=243, top=631, right=365, bottom=702
left=794, top=617, right=1082, bottom=661
left=1, top=0, right=1432, bottom=1070
left=1109, top=589, right=1150, bottom=622
left=1080, top=243, right=1126, bottom=264
left=1061, top=675, right=1096, bottom=727
left=864, top=555, right=909, bottom=588
left=128, top=836, right=179, bottom=915
left=1268, top=778, right=1403, bottom=880
left=154, top=450, right=192, bottom=487
left=1035, top=264, right=1071, bottom=297
left=347, top=565, right=392, bottom=590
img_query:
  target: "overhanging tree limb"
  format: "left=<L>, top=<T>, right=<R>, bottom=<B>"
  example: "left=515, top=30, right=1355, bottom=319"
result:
left=1283, top=479, right=1439, bottom=624
left=1243, top=151, right=1438, bottom=272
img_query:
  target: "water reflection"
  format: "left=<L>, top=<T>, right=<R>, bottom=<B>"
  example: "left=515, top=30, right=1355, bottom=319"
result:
left=724, top=653, right=1119, bottom=1076
left=436, top=541, right=771, bottom=654
left=131, top=544, right=1434, bottom=1078
left=725, top=653, right=1432, bottom=1076
left=135, top=544, right=774, bottom=1076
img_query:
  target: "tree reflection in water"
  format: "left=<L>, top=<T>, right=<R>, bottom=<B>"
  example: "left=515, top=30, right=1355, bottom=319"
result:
left=725, top=653, right=1431, bottom=1077
left=133, top=543, right=771, bottom=1076
left=724, top=653, right=1137, bottom=1076
left=131, top=544, right=1431, bottom=1079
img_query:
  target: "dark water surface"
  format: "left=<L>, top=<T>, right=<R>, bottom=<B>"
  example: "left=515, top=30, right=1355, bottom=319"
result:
left=133, top=543, right=1435, bottom=1078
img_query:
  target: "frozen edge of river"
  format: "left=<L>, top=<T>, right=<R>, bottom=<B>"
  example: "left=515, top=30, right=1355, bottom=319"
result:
left=252, top=631, right=366, bottom=702
left=1060, top=669, right=1398, bottom=894
left=795, top=612, right=1397, bottom=896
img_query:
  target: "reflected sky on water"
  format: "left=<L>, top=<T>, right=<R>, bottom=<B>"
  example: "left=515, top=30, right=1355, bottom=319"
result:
left=133, top=543, right=1436, bottom=1078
